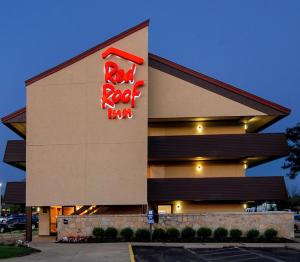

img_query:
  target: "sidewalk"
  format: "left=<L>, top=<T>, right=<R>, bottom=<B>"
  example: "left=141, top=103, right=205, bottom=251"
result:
left=8, top=242, right=130, bottom=262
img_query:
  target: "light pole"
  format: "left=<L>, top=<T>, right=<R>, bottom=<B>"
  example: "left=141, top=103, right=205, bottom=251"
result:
left=0, top=183, right=2, bottom=216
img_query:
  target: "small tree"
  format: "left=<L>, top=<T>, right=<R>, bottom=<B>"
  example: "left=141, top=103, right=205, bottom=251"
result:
left=283, top=123, right=300, bottom=179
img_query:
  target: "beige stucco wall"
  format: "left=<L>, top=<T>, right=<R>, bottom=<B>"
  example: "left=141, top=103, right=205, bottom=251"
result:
left=57, top=212, right=294, bottom=239
left=26, top=27, right=148, bottom=206
left=171, top=201, right=244, bottom=213
left=38, top=208, right=50, bottom=236
left=148, top=162, right=245, bottom=178
left=149, top=124, right=245, bottom=136
left=148, top=67, right=266, bottom=119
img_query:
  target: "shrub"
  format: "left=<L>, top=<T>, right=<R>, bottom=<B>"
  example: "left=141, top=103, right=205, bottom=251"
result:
left=120, top=227, right=134, bottom=241
left=166, top=227, right=180, bottom=241
left=264, top=228, right=278, bottom=240
left=197, top=227, right=212, bottom=241
left=135, top=229, right=150, bottom=241
left=230, top=229, right=242, bottom=241
left=92, top=227, right=105, bottom=239
left=246, top=229, right=260, bottom=240
left=105, top=227, right=118, bottom=240
left=181, top=227, right=196, bottom=241
left=152, top=228, right=166, bottom=241
left=214, top=227, right=228, bottom=241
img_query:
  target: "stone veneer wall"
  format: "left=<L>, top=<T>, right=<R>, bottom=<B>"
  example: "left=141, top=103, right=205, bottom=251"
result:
left=57, top=212, right=294, bottom=240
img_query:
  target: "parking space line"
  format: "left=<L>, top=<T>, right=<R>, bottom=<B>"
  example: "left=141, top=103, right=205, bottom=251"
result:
left=205, top=253, right=258, bottom=261
left=233, top=257, right=268, bottom=262
left=193, top=247, right=239, bottom=255
left=238, top=248, right=285, bottom=262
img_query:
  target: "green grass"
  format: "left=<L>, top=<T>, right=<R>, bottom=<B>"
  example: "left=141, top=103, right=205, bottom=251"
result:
left=0, top=245, right=39, bottom=259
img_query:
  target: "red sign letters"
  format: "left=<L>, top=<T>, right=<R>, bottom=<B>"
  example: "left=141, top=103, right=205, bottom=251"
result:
left=101, top=47, right=144, bottom=119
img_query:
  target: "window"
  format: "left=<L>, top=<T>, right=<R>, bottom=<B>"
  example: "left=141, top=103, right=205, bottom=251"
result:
left=158, top=205, right=172, bottom=214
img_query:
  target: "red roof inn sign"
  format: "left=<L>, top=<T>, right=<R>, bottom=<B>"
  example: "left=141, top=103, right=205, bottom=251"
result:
left=101, top=47, right=144, bottom=119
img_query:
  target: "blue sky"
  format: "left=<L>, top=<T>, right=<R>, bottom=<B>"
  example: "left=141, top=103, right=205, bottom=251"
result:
left=0, top=0, right=299, bottom=194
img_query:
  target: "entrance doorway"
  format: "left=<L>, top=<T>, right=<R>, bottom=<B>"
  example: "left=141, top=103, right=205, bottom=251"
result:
left=50, top=206, right=62, bottom=235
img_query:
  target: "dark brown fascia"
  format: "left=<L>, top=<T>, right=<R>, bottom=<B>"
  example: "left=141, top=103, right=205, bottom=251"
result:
left=4, top=181, right=26, bottom=204
left=148, top=133, right=289, bottom=163
left=4, top=133, right=288, bottom=170
left=147, top=176, right=288, bottom=202
left=3, top=177, right=287, bottom=205
left=3, top=140, right=26, bottom=170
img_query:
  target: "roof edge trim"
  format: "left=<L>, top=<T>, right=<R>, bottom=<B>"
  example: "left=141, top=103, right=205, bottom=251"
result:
left=25, top=19, right=149, bottom=86
left=1, top=107, right=26, bottom=122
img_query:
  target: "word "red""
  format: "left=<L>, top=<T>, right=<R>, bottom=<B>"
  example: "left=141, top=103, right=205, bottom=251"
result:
left=105, top=61, right=136, bottom=84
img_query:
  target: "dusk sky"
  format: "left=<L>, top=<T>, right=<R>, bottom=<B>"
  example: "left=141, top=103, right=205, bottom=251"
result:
left=0, top=0, right=299, bottom=194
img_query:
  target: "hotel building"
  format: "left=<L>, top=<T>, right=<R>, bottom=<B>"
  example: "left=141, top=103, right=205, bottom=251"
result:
left=2, top=20, right=290, bottom=238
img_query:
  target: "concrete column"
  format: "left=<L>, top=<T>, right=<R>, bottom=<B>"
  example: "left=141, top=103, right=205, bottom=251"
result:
left=39, top=207, right=50, bottom=236
left=25, top=206, right=32, bottom=242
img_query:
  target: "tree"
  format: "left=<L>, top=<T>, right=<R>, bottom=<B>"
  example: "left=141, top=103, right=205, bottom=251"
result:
left=282, top=123, right=300, bottom=178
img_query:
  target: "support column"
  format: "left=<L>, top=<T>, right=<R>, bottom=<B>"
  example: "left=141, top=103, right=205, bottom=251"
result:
left=25, top=206, right=32, bottom=242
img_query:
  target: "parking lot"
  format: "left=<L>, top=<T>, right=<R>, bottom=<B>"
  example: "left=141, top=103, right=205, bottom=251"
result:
left=133, top=246, right=300, bottom=262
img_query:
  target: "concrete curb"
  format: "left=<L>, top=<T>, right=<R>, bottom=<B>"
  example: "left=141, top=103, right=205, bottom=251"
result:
left=131, top=242, right=300, bottom=249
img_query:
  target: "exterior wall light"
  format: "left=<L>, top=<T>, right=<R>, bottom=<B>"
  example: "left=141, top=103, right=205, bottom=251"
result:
left=197, top=124, right=203, bottom=133
left=244, top=163, right=248, bottom=170
left=37, top=207, right=40, bottom=212
left=244, top=124, right=248, bottom=130
left=243, top=203, right=247, bottom=209
left=176, top=203, right=181, bottom=210
left=196, top=164, right=202, bottom=172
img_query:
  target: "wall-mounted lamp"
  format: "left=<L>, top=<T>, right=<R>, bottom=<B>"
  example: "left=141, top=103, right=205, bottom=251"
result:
left=243, top=203, right=247, bottom=209
left=244, top=124, right=248, bottom=130
left=176, top=203, right=181, bottom=209
left=196, top=164, right=202, bottom=172
left=37, top=207, right=40, bottom=212
left=243, top=163, right=248, bottom=170
left=197, top=124, right=203, bottom=133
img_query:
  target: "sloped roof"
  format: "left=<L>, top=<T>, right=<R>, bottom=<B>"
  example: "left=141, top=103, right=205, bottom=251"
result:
left=1, top=107, right=26, bottom=123
left=149, top=54, right=290, bottom=116
left=1, top=20, right=290, bottom=130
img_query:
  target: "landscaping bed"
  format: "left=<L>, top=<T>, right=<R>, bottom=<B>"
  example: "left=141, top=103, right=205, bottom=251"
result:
left=58, top=226, right=296, bottom=243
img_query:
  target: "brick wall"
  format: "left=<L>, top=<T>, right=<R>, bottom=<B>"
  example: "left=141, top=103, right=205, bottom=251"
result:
left=57, top=211, right=294, bottom=240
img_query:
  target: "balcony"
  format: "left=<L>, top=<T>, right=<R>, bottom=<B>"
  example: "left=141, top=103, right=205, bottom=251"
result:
left=3, top=133, right=289, bottom=170
left=148, top=133, right=289, bottom=166
left=3, top=140, right=26, bottom=170
left=147, top=176, right=288, bottom=202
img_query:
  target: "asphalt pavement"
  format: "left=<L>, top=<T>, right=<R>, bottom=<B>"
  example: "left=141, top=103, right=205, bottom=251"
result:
left=133, top=246, right=300, bottom=262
